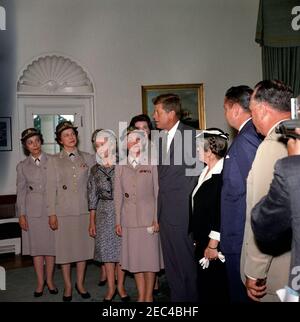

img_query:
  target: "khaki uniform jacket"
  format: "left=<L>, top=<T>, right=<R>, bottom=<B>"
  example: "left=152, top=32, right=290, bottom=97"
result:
left=241, top=128, right=291, bottom=296
left=114, top=163, right=159, bottom=228
left=46, top=149, right=94, bottom=217
left=16, top=153, right=49, bottom=218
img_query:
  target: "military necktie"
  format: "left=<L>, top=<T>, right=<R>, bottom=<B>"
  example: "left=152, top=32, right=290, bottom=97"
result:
left=69, top=153, right=75, bottom=162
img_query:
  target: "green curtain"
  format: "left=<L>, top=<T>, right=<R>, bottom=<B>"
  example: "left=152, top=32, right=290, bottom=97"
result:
left=262, top=46, right=300, bottom=96
left=256, top=0, right=300, bottom=96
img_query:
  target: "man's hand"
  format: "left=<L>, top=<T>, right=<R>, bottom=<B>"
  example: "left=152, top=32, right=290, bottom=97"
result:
left=288, top=128, right=300, bottom=156
left=245, top=277, right=267, bottom=301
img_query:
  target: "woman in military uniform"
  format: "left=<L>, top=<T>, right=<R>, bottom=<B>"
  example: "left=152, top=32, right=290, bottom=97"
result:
left=114, top=128, right=164, bottom=302
left=88, top=129, right=129, bottom=302
left=17, top=128, right=57, bottom=297
left=47, top=121, right=94, bottom=301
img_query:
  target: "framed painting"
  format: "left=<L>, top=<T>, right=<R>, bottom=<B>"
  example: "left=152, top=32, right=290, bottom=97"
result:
left=0, top=117, right=12, bottom=151
left=142, top=83, right=206, bottom=129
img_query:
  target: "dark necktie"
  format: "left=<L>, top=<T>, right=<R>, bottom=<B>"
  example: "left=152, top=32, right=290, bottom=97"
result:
left=69, top=153, right=75, bottom=161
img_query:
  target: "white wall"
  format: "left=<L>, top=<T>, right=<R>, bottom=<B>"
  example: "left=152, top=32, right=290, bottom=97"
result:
left=0, top=0, right=261, bottom=194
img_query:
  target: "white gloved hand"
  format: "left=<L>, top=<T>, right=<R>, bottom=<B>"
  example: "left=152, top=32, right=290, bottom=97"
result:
left=218, top=252, right=225, bottom=263
left=199, top=252, right=225, bottom=269
left=199, top=257, right=209, bottom=269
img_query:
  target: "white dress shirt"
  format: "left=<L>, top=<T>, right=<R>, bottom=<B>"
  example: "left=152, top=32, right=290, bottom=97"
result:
left=166, top=120, right=180, bottom=152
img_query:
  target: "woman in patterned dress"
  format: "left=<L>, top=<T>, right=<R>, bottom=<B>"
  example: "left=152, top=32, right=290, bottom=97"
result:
left=88, top=129, right=129, bottom=302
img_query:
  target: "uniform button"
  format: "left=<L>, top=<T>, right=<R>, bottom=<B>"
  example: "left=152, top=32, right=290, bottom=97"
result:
left=63, top=185, right=67, bottom=190
left=125, top=193, right=129, bottom=198
left=29, top=186, right=33, bottom=190
left=107, top=177, right=111, bottom=181
left=72, top=166, right=76, bottom=170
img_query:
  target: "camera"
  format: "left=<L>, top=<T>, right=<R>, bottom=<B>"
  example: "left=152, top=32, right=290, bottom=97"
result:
left=276, top=97, right=300, bottom=140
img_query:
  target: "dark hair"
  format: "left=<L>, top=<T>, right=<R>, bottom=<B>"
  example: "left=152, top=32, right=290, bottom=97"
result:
left=203, top=127, right=228, bottom=159
left=152, top=93, right=181, bottom=118
left=91, top=128, right=104, bottom=144
left=253, top=80, right=293, bottom=112
left=130, top=114, right=153, bottom=130
left=225, top=85, right=253, bottom=112
left=129, top=114, right=153, bottom=139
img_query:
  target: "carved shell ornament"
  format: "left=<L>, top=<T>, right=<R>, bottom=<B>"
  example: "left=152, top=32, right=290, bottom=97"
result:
left=17, top=55, right=93, bottom=94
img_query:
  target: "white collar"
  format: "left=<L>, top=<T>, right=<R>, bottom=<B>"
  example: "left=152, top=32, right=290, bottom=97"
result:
left=165, top=120, right=180, bottom=151
left=128, top=154, right=140, bottom=166
left=31, top=153, right=42, bottom=162
left=167, top=120, right=180, bottom=139
left=238, top=118, right=252, bottom=132
left=191, top=158, right=224, bottom=209
left=201, top=157, right=224, bottom=182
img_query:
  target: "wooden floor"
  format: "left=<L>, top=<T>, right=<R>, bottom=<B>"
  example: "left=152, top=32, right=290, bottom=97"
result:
left=0, top=253, right=32, bottom=270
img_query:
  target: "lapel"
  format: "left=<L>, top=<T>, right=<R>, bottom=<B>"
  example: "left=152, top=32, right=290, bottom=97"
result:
left=158, top=122, right=183, bottom=174
left=97, top=164, right=114, bottom=177
left=39, top=153, right=48, bottom=168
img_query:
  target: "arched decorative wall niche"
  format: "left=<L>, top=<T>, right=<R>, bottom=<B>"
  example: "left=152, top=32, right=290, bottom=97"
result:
left=17, top=55, right=94, bottom=94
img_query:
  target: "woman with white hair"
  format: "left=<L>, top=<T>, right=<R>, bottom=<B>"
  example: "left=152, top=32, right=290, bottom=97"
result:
left=88, top=129, right=129, bottom=302
left=191, top=128, right=229, bottom=303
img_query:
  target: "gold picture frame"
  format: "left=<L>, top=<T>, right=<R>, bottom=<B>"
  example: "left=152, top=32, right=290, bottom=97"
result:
left=142, top=83, right=206, bottom=129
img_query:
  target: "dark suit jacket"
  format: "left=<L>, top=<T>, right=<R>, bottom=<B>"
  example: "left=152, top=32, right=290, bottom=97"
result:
left=251, top=156, right=299, bottom=288
left=158, top=122, right=198, bottom=230
left=220, top=119, right=262, bottom=254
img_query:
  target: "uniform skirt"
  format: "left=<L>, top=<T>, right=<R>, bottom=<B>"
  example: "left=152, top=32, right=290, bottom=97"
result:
left=22, top=215, right=55, bottom=256
left=120, top=226, right=164, bottom=273
left=54, top=214, right=94, bottom=264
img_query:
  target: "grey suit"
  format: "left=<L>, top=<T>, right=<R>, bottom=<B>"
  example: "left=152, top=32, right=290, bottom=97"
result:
left=158, top=122, right=199, bottom=302
left=46, top=149, right=95, bottom=264
left=251, top=156, right=300, bottom=293
left=16, top=153, right=55, bottom=256
left=241, top=128, right=291, bottom=300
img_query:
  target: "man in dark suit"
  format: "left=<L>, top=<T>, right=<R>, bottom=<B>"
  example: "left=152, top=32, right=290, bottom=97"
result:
left=153, top=93, right=199, bottom=302
left=220, top=86, right=262, bottom=302
left=251, top=131, right=300, bottom=299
